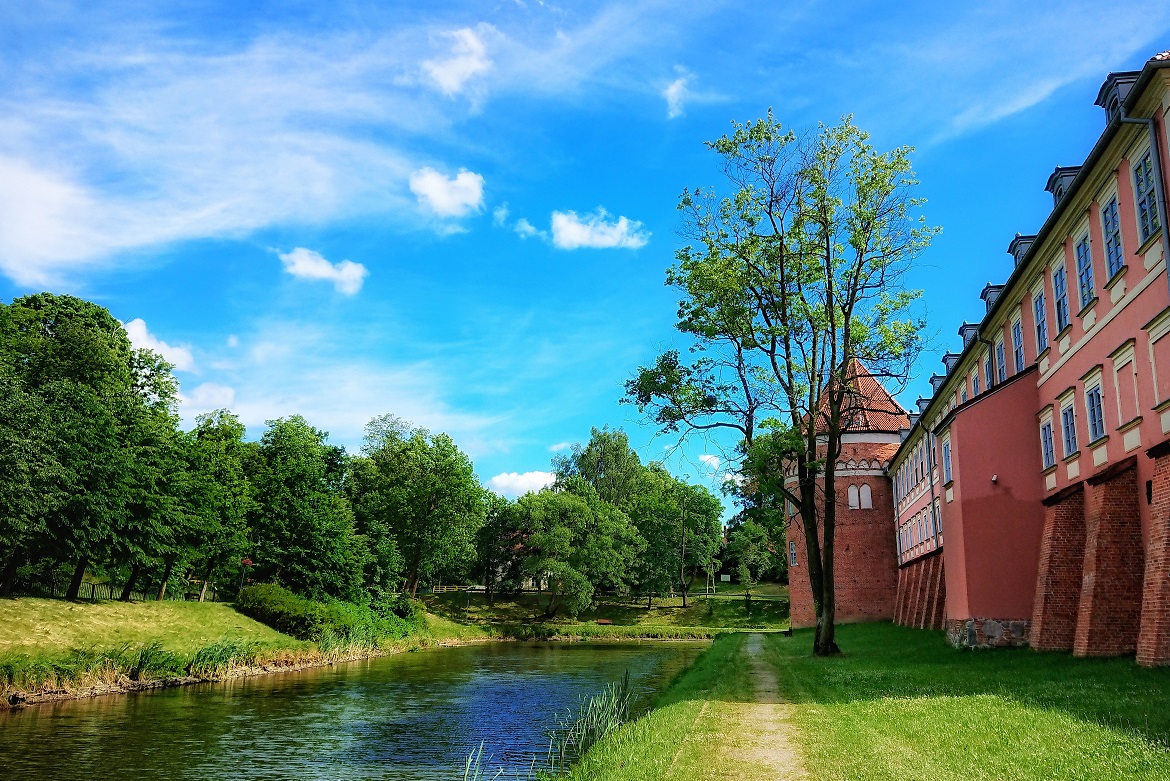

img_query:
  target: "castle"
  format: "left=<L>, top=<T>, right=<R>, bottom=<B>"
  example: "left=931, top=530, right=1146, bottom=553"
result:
left=786, top=51, right=1170, bottom=667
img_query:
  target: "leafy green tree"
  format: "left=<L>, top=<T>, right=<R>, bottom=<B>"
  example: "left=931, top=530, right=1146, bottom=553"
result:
left=552, top=427, right=645, bottom=512
left=358, top=415, right=486, bottom=597
left=251, top=416, right=363, bottom=601
left=474, top=492, right=523, bottom=605
left=626, top=115, right=932, bottom=655
left=0, top=364, right=62, bottom=596
left=346, top=454, right=406, bottom=607
left=184, top=410, right=256, bottom=602
left=1, top=294, right=141, bottom=600
left=726, top=518, right=776, bottom=601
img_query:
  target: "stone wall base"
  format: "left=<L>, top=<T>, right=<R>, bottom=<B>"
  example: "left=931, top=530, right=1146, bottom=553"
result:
left=945, top=618, right=1031, bottom=649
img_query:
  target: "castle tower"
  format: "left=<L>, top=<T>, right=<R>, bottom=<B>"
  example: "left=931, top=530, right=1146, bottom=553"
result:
left=786, top=360, right=907, bottom=629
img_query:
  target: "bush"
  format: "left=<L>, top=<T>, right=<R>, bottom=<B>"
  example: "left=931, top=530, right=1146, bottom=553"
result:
left=234, top=583, right=423, bottom=649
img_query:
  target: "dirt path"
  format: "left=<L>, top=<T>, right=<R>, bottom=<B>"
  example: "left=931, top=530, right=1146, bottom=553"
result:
left=715, top=633, right=807, bottom=780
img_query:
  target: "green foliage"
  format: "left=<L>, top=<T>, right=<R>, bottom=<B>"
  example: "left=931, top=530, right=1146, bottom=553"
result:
left=234, top=583, right=421, bottom=648
left=356, top=414, right=487, bottom=597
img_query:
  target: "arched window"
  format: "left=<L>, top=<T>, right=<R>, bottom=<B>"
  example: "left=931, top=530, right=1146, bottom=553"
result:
left=859, top=484, right=873, bottom=509
left=789, top=541, right=798, bottom=566
left=847, top=484, right=860, bottom=509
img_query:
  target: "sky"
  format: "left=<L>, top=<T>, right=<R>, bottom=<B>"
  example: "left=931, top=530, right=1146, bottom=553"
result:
left=3, top=1, right=1170, bottom=506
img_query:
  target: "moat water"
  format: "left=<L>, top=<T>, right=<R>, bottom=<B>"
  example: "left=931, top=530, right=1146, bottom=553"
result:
left=0, top=640, right=706, bottom=780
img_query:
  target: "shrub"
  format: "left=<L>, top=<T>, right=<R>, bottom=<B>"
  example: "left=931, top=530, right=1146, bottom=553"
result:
left=234, top=583, right=423, bottom=650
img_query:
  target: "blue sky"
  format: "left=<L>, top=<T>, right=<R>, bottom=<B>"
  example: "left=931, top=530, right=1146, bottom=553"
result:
left=3, top=1, right=1169, bottom=504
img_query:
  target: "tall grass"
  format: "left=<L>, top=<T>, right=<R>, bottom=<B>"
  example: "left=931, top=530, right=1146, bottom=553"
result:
left=458, top=672, right=638, bottom=779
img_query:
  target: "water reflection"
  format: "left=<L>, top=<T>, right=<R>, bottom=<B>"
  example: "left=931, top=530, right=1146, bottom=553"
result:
left=0, top=641, right=706, bottom=780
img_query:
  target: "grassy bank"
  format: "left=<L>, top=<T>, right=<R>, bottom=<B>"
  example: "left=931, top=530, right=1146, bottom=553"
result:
left=424, top=586, right=790, bottom=635
left=561, top=632, right=759, bottom=780
left=768, top=623, right=1170, bottom=781
left=0, top=597, right=490, bottom=704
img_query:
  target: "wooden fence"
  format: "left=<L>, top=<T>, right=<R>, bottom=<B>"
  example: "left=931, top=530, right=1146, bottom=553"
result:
left=19, top=579, right=222, bottom=603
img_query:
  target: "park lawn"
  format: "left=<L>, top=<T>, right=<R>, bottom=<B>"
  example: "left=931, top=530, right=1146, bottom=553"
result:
left=565, top=632, right=768, bottom=781
left=423, top=586, right=790, bottom=631
left=0, top=597, right=302, bottom=656
left=767, top=623, right=1170, bottom=781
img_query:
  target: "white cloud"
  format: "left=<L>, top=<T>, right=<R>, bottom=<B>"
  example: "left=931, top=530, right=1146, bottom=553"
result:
left=492, top=203, right=510, bottom=226
left=278, top=247, right=368, bottom=295
left=723, top=472, right=746, bottom=487
left=514, top=217, right=546, bottom=239
left=123, top=318, right=196, bottom=371
left=550, top=208, right=649, bottom=250
left=409, top=167, right=485, bottom=217
left=488, top=470, right=556, bottom=497
left=699, top=453, right=721, bottom=470
left=226, top=335, right=239, bottom=348
left=180, top=381, right=236, bottom=413
left=422, top=27, right=494, bottom=97
left=548, top=441, right=572, bottom=452
left=663, top=74, right=689, bottom=119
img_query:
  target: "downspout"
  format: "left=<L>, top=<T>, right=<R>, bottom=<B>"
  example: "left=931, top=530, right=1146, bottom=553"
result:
left=1119, top=107, right=1170, bottom=296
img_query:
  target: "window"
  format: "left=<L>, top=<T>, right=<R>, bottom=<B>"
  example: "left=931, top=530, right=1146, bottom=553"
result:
left=1102, top=197, right=1124, bottom=278
left=996, top=340, right=1007, bottom=382
left=1061, top=404, right=1078, bottom=456
left=1135, top=149, right=1161, bottom=244
left=1086, top=384, right=1106, bottom=442
left=788, top=498, right=797, bottom=517
left=942, top=440, right=952, bottom=482
left=1012, top=320, right=1025, bottom=372
left=1034, top=291, right=1049, bottom=352
left=859, top=484, right=873, bottom=509
left=1075, top=235, right=1094, bottom=309
left=973, top=371, right=980, bottom=396
left=984, top=355, right=994, bottom=389
left=931, top=502, right=941, bottom=536
left=961, top=387, right=968, bottom=403
left=927, top=435, right=936, bottom=468
left=1040, top=421, right=1056, bottom=469
left=789, top=541, right=798, bottom=567
left=848, top=484, right=860, bottom=509
left=1053, top=265, right=1070, bottom=332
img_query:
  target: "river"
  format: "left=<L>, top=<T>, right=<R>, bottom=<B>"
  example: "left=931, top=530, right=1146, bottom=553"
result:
left=0, top=640, right=707, bottom=780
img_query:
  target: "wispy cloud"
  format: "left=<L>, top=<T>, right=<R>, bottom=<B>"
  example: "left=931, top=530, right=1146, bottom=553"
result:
left=422, top=26, right=494, bottom=97
left=698, top=453, right=721, bottom=470
left=279, top=248, right=368, bottom=295
left=514, top=217, right=547, bottom=239
left=124, top=318, right=196, bottom=372
left=487, top=470, right=556, bottom=497
left=409, top=167, right=486, bottom=218
left=551, top=208, right=649, bottom=249
left=548, top=441, right=572, bottom=452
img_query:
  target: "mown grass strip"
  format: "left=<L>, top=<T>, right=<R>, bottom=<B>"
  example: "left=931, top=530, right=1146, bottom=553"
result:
left=766, top=623, right=1170, bottom=781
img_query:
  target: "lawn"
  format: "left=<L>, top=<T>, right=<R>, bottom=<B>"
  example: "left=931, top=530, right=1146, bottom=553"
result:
left=423, top=585, right=790, bottom=631
left=0, top=597, right=300, bottom=655
left=767, top=623, right=1170, bottom=781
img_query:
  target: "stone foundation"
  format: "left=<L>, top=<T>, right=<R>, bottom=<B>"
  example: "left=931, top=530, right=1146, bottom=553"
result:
left=945, top=618, right=1031, bottom=649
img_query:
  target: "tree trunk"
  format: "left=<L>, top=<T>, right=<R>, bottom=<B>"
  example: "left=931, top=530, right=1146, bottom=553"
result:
left=66, top=557, right=87, bottom=601
left=679, top=509, right=688, bottom=609
left=119, top=563, right=141, bottom=601
left=0, top=551, right=20, bottom=597
left=647, top=593, right=652, bottom=609
left=156, top=557, right=175, bottom=601
left=198, top=561, right=215, bottom=602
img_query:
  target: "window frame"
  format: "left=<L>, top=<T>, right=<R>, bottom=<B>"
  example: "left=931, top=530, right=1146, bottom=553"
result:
left=1075, top=233, right=1094, bottom=310
left=1040, top=419, right=1056, bottom=469
left=1102, top=196, right=1124, bottom=278
left=1086, top=382, right=1106, bottom=443
left=1053, top=263, right=1070, bottom=332
left=942, top=439, right=953, bottom=483
left=1060, top=403, right=1078, bottom=457
left=1034, top=290, right=1049, bottom=352
left=1012, top=319, right=1025, bottom=372
left=995, top=339, right=1007, bottom=382
left=1135, top=148, right=1162, bottom=244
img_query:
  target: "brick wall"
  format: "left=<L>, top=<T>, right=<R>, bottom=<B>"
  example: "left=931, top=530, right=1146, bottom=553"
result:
left=788, top=472, right=899, bottom=628
left=1031, top=486, right=1086, bottom=651
left=1138, top=449, right=1170, bottom=666
left=1073, top=460, right=1145, bottom=657
left=893, top=550, right=945, bottom=630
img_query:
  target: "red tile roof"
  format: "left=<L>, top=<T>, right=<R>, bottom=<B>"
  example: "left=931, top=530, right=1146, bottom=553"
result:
left=839, top=359, right=911, bottom=434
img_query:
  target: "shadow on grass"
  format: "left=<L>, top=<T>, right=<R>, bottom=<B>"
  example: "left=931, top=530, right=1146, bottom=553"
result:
left=764, top=622, right=1170, bottom=777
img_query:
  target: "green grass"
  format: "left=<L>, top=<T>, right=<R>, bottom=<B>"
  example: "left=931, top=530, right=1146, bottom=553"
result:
left=0, top=597, right=299, bottom=655
left=564, top=632, right=757, bottom=780
left=423, top=586, right=790, bottom=633
left=766, top=623, right=1170, bottom=781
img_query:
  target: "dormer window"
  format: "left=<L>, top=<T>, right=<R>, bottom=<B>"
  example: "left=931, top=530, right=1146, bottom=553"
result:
left=1045, top=166, right=1081, bottom=207
left=1008, top=234, right=1037, bottom=268
left=1095, top=71, right=1139, bottom=126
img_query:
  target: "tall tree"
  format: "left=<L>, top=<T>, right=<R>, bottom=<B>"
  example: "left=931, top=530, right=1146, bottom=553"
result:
left=626, top=114, right=933, bottom=655
left=474, top=493, right=523, bottom=605
left=359, top=415, right=486, bottom=597
left=185, top=410, right=256, bottom=602
left=552, top=427, right=645, bottom=512
left=251, top=415, right=363, bottom=601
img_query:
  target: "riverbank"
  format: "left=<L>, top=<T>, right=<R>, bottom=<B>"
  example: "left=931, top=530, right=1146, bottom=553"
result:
left=564, top=622, right=1170, bottom=781
left=0, top=597, right=492, bottom=709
